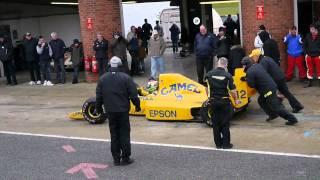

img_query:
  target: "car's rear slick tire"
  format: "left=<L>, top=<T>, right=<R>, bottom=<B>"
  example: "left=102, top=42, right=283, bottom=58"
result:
left=82, top=97, right=107, bottom=124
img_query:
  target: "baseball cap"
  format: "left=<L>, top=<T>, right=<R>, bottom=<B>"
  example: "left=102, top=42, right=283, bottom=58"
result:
left=249, top=49, right=262, bottom=58
left=26, top=32, right=31, bottom=36
left=109, top=56, right=122, bottom=68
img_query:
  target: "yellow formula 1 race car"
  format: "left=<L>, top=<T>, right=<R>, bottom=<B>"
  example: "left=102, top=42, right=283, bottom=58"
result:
left=72, top=68, right=256, bottom=126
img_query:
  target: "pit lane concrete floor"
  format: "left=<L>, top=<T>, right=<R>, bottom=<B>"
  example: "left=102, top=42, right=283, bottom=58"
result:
left=1, top=133, right=320, bottom=180
left=0, top=49, right=320, bottom=157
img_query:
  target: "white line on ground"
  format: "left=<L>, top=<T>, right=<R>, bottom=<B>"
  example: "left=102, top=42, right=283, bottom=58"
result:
left=1, top=130, right=319, bottom=159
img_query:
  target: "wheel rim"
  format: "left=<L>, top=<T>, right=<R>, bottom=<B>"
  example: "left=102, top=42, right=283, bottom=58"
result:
left=88, top=104, right=100, bottom=118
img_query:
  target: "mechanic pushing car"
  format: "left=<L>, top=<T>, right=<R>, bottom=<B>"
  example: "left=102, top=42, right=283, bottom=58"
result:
left=241, top=57, right=298, bottom=125
left=249, top=49, right=304, bottom=113
left=205, top=57, right=240, bottom=149
left=96, top=56, right=141, bottom=166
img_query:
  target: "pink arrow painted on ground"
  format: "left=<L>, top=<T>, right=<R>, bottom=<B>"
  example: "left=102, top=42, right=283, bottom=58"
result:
left=66, top=163, right=108, bottom=179
left=62, top=145, right=76, bottom=153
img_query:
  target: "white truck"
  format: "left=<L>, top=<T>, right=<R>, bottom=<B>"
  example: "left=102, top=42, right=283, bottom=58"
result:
left=159, top=8, right=181, bottom=45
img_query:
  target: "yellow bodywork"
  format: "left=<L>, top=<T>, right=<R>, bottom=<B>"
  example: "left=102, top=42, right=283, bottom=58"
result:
left=129, top=68, right=256, bottom=121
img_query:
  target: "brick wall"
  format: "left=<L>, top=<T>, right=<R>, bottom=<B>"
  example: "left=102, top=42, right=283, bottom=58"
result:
left=78, top=0, right=121, bottom=58
left=241, top=0, right=294, bottom=69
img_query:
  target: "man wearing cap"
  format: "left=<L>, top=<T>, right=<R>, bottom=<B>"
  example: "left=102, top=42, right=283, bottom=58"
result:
left=49, top=32, right=66, bottom=84
left=205, top=57, right=240, bottom=149
left=96, top=56, right=141, bottom=166
left=0, top=35, right=17, bottom=85
left=249, top=49, right=304, bottom=113
left=70, top=39, right=83, bottom=84
left=241, top=57, right=298, bottom=125
left=23, top=32, right=41, bottom=85
left=283, top=26, right=307, bottom=81
left=194, top=25, right=218, bottom=85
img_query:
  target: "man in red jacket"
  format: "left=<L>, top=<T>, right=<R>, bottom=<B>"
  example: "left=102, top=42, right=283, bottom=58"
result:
left=304, top=24, right=320, bottom=87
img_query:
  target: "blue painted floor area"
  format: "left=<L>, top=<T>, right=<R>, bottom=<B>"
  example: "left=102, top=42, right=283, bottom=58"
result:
left=0, top=133, right=319, bottom=180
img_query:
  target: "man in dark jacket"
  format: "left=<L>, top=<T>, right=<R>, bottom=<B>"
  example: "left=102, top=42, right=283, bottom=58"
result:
left=228, top=45, right=245, bottom=75
left=70, top=39, right=84, bottom=84
left=111, top=32, right=129, bottom=74
left=304, top=24, right=320, bottom=87
left=36, top=36, right=54, bottom=86
left=49, top=32, right=66, bottom=84
left=241, top=57, right=298, bottom=125
left=216, top=27, right=230, bottom=59
left=223, top=15, right=237, bottom=44
left=23, top=32, right=41, bottom=85
left=0, top=35, right=17, bottom=85
left=249, top=49, right=304, bottom=113
left=169, top=23, right=180, bottom=54
left=261, top=33, right=281, bottom=65
left=127, top=27, right=140, bottom=75
left=96, top=56, right=141, bottom=166
left=93, top=32, right=108, bottom=77
left=194, top=25, right=218, bottom=85
left=141, top=19, right=153, bottom=54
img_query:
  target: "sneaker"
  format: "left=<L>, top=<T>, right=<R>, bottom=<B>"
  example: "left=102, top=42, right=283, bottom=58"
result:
left=36, top=80, right=42, bottom=85
left=28, top=81, right=36, bottom=86
left=46, top=81, right=54, bottom=86
left=43, top=80, right=48, bottom=86
left=113, top=159, right=120, bottom=166
left=121, top=157, right=134, bottom=166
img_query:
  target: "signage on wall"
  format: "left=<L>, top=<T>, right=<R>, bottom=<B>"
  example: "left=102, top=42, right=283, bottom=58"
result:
left=193, top=17, right=201, bottom=25
left=256, top=5, right=264, bottom=20
left=86, top=18, right=93, bottom=30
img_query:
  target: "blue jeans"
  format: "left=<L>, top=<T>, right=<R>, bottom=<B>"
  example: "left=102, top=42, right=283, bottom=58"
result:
left=40, top=60, right=51, bottom=81
left=151, top=56, right=165, bottom=78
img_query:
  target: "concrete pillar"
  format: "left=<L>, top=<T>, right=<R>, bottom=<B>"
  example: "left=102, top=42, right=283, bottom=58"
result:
left=241, top=0, right=294, bottom=70
left=78, top=0, right=122, bottom=58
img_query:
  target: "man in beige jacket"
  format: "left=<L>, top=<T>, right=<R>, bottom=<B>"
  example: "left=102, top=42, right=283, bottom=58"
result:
left=148, top=30, right=166, bottom=79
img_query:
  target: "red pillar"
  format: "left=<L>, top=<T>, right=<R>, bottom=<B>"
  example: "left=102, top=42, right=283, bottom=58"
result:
left=241, top=0, right=294, bottom=70
left=78, top=0, right=122, bottom=82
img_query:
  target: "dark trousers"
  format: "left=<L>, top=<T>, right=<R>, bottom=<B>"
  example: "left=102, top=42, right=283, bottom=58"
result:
left=108, top=112, right=131, bottom=161
left=258, top=92, right=297, bottom=122
left=139, top=58, right=145, bottom=72
left=39, top=60, right=51, bottom=81
left=72, top=65, right=79, bottom=83
left=211, top=98, right=233, bottom=147
left=196, top=56, right=213, bottom=85
left=3, top=60, right=17, bottom=84
left=97, top=58, right=106, bottom=77
left=28, top=61, right=41, bottom=82
left=129, top=50, right=139, bottom=74
left=172, top=40, right=178, bottom=53
left=121, top=58, right=130, bottom=75
left=54, top=58, right=66, bottom=83
left=142, top=39, right=149, bottom=54
left=276, top=79, right=303, bottom=110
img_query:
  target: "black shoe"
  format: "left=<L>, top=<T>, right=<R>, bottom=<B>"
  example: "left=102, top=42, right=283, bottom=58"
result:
left=292, top=106, right=304, bottom=113
left=121, top=157, right=134, bottom=166
left=216, top=145, right=222, bottom=149
left=285, top=120, right=298, bottom=126
left=266, top=115, right=279, bottom=122
left=222, top=144, right=233, bottom=149
left=6, top=82, right=11, bottom=85
left=72, top=80, right=78, bottom=84
left=10, top=82, right=17, bottom=86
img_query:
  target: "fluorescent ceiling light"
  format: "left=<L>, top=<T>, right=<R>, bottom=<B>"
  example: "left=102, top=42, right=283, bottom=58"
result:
left=200, top=1, right=239, bottom=5
left=122, top=1, right=137, bottom=4
left=51, top=2, right=78, bottom=5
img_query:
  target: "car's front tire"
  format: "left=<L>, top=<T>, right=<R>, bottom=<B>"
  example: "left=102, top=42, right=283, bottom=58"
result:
left=82, top=97, right=107, bottom=124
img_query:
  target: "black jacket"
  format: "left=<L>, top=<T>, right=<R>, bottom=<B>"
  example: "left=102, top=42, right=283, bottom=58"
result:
left=0, top=40, right=13, bottom=62
left=258, top=55, right=286, bottom=82
left=49, top=39, right=66, bottom=60
left=194, top=33, right=218, bottom=58
left=263, top=39, right=280, bottom=65
left=23, top=38, right=38, bottom=62
left=217, top=35, right=230, bottom=58
left=96, top=67, right=140, bottom=113
left=229, top=45, right=245, bottom=69
left=93, top=39, right=108, bottom=59
left=246, top=63, right=277, bottom=95
left=304, top=33, right=320, bottom=57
